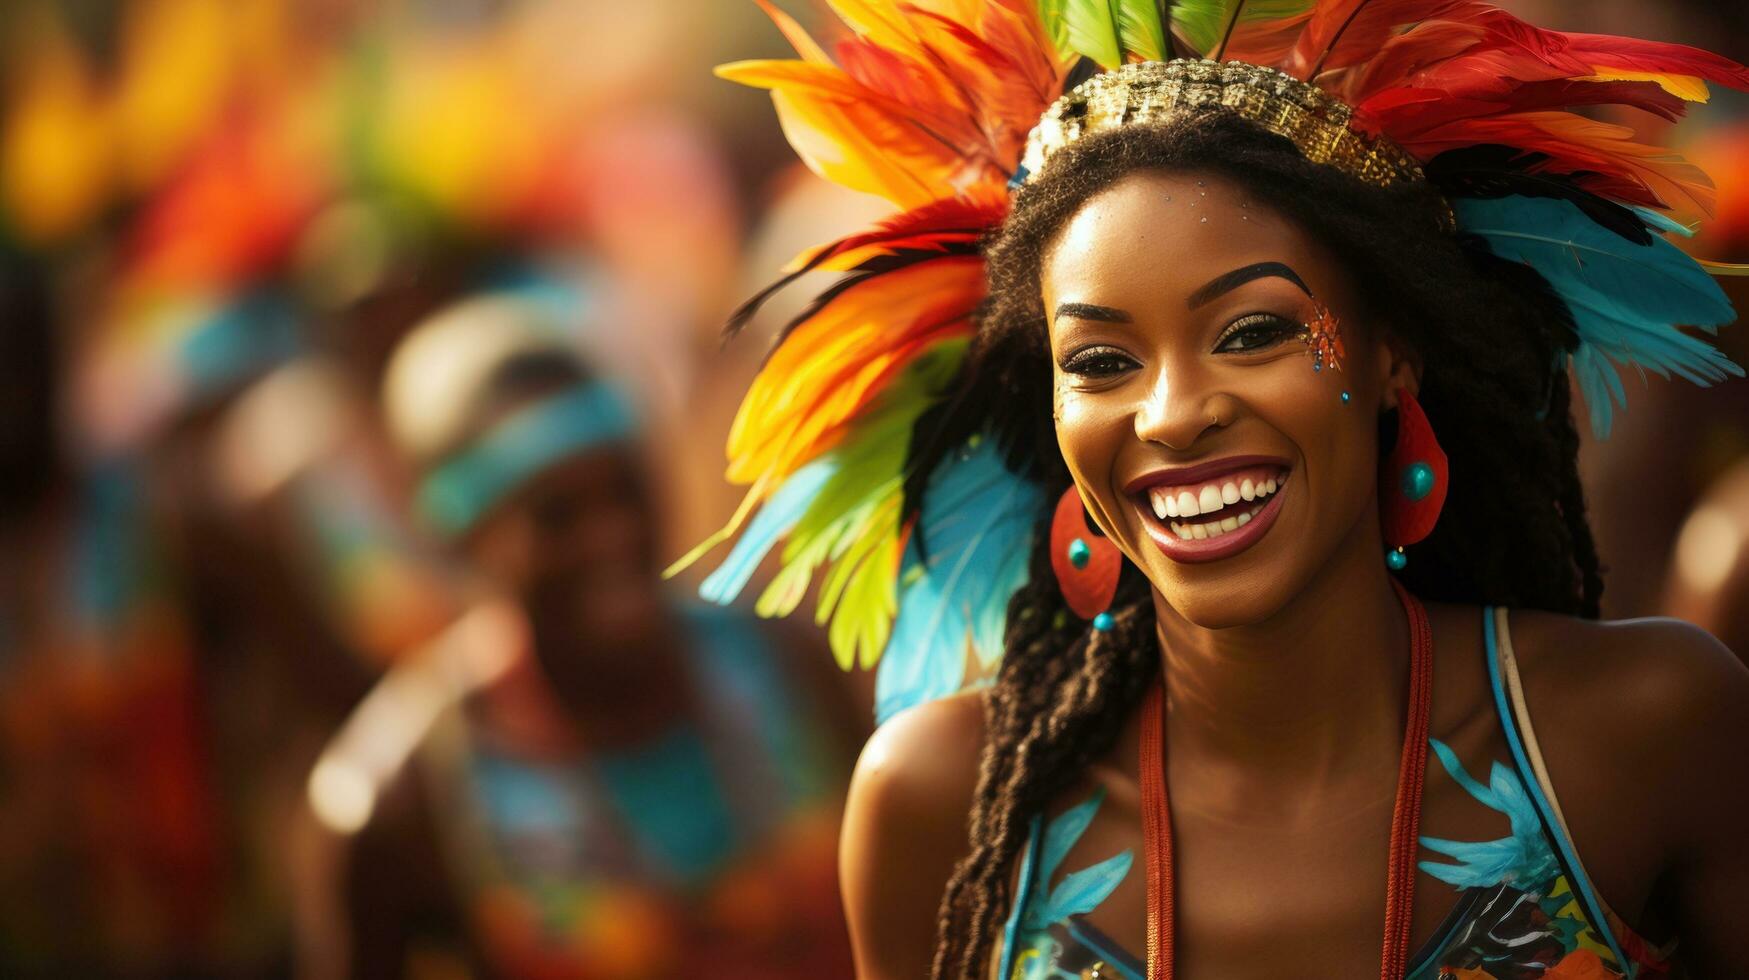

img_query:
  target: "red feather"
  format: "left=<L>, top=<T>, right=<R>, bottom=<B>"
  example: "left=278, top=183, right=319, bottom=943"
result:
left=1289, top=0, right=1493, bottom=81
left=724, top=191, right=1005, bottom=338
left=785, top=189, right=1008, bottom=274
left=1563, top=32, right=1749, bottom=91
left=1396, top=111, right=1715, bottom=215
left=1363, top=79, right=1687, bottom=137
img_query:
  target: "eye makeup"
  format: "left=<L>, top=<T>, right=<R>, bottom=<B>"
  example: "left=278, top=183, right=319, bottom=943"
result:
left=1214, top=313, right=1301, bottom=354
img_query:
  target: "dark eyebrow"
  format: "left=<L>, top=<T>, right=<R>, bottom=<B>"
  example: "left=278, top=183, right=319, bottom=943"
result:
left=1053, top=302, right=1133, bottom=324
left=1186, top=261, right=1311, bottom=310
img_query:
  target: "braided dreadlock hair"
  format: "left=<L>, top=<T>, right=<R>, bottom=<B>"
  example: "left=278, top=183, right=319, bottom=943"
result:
left=920, top=111, right=1604, bottom=978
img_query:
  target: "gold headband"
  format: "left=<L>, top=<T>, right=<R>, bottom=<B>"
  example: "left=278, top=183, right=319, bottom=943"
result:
left=1019, top=60, right=1430, bottom=192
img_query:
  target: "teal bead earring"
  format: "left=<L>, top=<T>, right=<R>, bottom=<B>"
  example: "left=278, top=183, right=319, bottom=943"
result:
left=1380, top=390, right=1447, bottom=569
left=1050, top=487, right=1121, bottom=630
left=1401, top=461, right=1436, bottom=502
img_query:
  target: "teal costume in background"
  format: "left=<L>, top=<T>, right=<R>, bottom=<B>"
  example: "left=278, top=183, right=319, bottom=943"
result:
left=425, top=603, right=849, bottom=978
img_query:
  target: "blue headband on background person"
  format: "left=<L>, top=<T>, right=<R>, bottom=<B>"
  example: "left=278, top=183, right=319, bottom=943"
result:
left=417, top=381, right=638, bottom=536
left=175, top=291, right=302, bottom=399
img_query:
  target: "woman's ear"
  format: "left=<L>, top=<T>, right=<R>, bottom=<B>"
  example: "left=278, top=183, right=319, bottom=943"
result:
left=1377, top=334, right=1422, bottom=411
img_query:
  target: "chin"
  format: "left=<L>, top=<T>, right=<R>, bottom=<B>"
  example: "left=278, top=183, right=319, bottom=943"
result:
left=1151, top=566, right=1301, bottom=630
left=576, top=588, right=665, bottom=640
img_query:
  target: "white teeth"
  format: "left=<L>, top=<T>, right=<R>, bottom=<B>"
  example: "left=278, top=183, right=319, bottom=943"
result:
left=1149, top=470, right=1287, bottom=543
left=1177, top=491, right=1199, bottom=517
left=1197, top=485, right=1223, bottom=514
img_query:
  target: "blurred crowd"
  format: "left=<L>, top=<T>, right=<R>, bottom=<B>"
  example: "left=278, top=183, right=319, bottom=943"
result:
left=0, top=1, right=1743, bottom=978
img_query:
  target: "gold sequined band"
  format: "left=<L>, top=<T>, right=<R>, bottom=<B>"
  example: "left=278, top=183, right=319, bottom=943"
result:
left=1019, top=59, right=1434, bottom=199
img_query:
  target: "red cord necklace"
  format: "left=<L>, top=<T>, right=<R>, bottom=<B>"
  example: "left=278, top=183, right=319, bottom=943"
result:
left=1140, top=580, right=1434, bottom=979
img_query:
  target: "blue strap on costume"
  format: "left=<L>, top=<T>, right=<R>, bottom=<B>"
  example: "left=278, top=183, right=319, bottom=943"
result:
left=1483, top=608, right=1634, bottom=975
left=997, top=812, right=1044, bottom=980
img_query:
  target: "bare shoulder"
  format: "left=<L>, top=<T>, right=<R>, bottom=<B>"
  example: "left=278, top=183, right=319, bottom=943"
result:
left=841, top=690, right=987, bottom=980
left=1506, top=611, right=1749, bottom=870
left=1507, top=611, right=1748, bottom=745
left=850, top=689, right=987, bottom=816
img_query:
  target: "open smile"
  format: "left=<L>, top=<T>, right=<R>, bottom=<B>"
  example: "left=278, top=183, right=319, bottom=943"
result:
left=1125, top=457, right=1291, bottom=564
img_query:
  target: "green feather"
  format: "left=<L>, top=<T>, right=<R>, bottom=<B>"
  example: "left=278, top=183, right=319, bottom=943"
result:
left=1036, top=0, right=1071, bottom=51
left=1169, top=0, right=1229, bottom=54
left=1115, top=0, right=1168, bottom=62
left=1169, top=0, right=1316, bottom=57
left=753, top=339, right=966, bottom=661
left=1041, top=0, right=1314, bottom=64
left=816, top=496, right=899, bottom=670
left=1059, top=0, right=1124, bottom=68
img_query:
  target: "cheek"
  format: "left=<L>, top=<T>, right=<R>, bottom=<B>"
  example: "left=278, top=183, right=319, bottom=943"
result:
left=1052, top=373, right=1150, bottom=548
left=1250, top=362, right=1379, bottom=512
left=1052, top=375, right=1133, bottom=475
left=466, top=514, right=537, bottom=587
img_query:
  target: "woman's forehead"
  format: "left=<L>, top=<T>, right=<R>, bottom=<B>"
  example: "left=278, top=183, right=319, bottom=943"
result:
left=1042, top=171, right=1334, bottom=310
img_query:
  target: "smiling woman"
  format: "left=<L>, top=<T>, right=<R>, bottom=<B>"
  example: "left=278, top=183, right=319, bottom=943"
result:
left=690, top=2, right=1749, bottom=978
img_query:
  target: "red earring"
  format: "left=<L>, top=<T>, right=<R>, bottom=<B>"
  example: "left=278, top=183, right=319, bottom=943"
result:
left=1050, top=486, right=1122, bottom=629
left=1380, top=389, right=1447, bottom=570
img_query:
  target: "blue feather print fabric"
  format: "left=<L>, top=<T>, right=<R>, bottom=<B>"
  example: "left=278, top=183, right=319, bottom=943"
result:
left=877, top=435, right=1043, bottom=722
left=1418, top=738, right=1559, bottom=889
left=1453, top=195, right=1741, bottom=438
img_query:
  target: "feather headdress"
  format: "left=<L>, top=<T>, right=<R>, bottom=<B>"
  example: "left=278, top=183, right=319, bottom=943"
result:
left=682, top=0, right=1747, bottom=719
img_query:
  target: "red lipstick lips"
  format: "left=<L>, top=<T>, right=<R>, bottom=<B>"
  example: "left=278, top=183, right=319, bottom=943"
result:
left=1128, top=456, right=1291, bottom=564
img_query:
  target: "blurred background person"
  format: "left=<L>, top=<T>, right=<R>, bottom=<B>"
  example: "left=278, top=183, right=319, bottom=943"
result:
left=298, top=291, right=858, bottom=979
left=0, top=2, right=874, bottom=975
left=0, top=96, right=457, bottom=974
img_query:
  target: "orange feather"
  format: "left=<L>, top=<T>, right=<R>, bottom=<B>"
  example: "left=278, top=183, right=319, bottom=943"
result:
left=726, top=255, right=984, bottom=485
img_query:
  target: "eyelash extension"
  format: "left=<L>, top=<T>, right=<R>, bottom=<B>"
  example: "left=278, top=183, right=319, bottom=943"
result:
left=1214, top=312, right=1299, bottom=352
left=1059, top=345, right=1134, bottom=375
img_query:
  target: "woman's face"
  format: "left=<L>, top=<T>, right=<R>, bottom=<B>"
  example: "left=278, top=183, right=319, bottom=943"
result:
left=1043, top=170, right=1411, bottom=628
left=464, top=445, right=665, bottom=646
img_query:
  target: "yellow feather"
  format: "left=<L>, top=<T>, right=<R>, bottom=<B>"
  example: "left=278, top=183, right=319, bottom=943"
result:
left=754, top=0, right=833, bottom=65
left=1583, top=67, right=1710, bottom=103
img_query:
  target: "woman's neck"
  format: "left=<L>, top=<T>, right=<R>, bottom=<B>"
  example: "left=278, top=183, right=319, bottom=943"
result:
left=1150, top=534, right=1412, bottom=801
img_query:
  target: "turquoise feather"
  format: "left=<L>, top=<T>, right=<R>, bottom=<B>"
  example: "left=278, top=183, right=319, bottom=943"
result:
left=1038, top=785, right=1102, bottom=879
left=1631, top=205, right=1698, bottom=239
left=697, top=458, right=837, bottom=605
left=1418, top=738, right=1560, bottom=890
left=1022, top=789, right=1134, bottom=929
left=1041, top=852, right=1135, bottom=928
left=1453, top=195, right=1741, bottom=438
left=875, top=434, right=1043, bottom=722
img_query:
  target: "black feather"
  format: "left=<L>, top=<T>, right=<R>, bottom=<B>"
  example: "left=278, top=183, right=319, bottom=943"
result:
left=1426, top=145, right=1654, bottom=246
